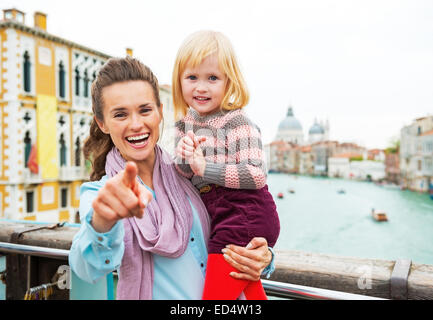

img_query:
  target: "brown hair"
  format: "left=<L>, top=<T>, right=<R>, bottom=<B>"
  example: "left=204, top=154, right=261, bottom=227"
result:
left=83, top=56, right=161, bottom=181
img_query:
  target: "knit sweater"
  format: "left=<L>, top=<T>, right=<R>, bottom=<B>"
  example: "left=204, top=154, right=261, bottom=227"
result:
left=174, top=108, right=267, bottom=190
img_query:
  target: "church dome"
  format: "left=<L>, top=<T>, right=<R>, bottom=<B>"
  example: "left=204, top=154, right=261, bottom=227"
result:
left=309, top=122, right=325, bottom=135
left=278, top=107, right=303, bottom=131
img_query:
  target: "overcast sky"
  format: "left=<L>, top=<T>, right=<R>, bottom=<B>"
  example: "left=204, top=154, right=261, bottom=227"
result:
left=3, top=0, right=433, bottom=149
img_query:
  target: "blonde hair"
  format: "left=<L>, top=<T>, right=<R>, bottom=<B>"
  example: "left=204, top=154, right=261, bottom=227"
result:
left=172, top=30, right=249, bottom=119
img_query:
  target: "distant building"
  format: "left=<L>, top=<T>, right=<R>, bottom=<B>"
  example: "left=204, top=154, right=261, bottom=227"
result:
left=311, top=141, right=338, bottom=175
left=308, top=118, right=329, bottom=143
left=267, top=140, right=299, bottom=173
left=385, top=151, right=400, bottom=184
left=329, top=143, right=367, bottom=179
left=349, top=160, right=386, bottom=181
left=265, top=103, right=388, bottom=182
left=0, top=9, right=174, bottom=222
left=328, top=152, right=363, bottom=179
left=328, top=157, right=350, bottom=178
left=158, top=84, right=175, bottom=155
left=400, top=115, right=433, bottom=192
left=299, top=145, right=314, bottom=175
left=334, top=143, right=366, bottom=159
left=328, top=142, right=386, bottom=181
left=420, top=129, right=433, bottom=185
left=266, top=141, right=284, bottom=173
left=268, top=105, right=334, bottom=173
left=367, top=149, right=385, bottom=162
left=275, top=106, right=304, bottom=144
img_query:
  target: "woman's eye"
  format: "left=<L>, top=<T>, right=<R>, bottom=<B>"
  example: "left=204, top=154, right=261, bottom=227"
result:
left=209, top=75, right=218, bottom=81
left=140, top=108, right=152, bottom=114
left=114, top=113, right=126, bottom=118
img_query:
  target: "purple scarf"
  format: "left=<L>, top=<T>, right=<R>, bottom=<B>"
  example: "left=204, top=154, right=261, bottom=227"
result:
left=105, top=145, right=210, bottom=300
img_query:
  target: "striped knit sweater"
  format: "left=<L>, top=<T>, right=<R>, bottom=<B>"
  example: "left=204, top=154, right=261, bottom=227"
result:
left=174, top=108, right=267, bottom=190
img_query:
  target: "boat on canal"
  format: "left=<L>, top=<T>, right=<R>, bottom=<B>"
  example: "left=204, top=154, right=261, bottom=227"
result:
left=371, top=208, right=388, bottom=222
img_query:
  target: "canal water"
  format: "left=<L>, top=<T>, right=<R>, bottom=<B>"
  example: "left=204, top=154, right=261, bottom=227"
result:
left=268, top=173, right=433, bottom=265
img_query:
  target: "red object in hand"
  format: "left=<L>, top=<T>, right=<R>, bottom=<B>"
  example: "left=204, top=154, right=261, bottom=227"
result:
left=202, top=253, right=267, bottom=300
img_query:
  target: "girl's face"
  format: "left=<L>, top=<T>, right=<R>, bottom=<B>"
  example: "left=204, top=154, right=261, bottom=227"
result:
left=96, top=80, right=162, bottom=166
left=180, top=54, right=227, bottom=116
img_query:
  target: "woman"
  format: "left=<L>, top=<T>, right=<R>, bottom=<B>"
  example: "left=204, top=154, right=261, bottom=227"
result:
left=68, top=56, right=274, bottom=300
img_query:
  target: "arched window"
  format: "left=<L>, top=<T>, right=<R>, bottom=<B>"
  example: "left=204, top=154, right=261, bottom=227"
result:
left=59, top=61, right=66, bottom=99
left=75, top=137, right=81, bottom=166
left=24, top=131, right=32, bottom=167
left=23, top=51, right=31, bottom=93
left=75, top=67, right=80, bottom=96
left=83, top=70, right=89, bottom=98
left=59, top=133, right=67, bottom=166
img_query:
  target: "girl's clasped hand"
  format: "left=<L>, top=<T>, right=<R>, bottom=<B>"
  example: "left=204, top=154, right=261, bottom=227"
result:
left=176, top=130, right=206, bottom=177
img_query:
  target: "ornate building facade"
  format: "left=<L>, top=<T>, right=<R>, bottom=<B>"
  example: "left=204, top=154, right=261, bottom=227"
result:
left=0, top=9, right=174, bottom=222
left=400, top=115, right=433, bottom=192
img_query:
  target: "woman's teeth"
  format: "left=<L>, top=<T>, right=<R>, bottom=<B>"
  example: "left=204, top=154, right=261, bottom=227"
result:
left=126, top=133, right=149, bottom=144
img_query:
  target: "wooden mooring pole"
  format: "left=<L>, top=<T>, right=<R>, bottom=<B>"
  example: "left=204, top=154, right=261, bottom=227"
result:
left=0, top=221, right=432, bottom=300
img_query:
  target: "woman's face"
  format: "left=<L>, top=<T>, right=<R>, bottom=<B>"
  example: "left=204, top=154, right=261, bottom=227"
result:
left=96, top=80, right=162, bottom=165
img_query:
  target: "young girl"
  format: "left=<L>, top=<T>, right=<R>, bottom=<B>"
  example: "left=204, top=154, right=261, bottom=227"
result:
left=173, top=30, right=280, bottom=300
left=69, top=56, right=274, bottom=300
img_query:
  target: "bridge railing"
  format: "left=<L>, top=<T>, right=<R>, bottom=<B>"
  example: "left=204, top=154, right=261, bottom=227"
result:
left=1, top=220, right=432, bottom=300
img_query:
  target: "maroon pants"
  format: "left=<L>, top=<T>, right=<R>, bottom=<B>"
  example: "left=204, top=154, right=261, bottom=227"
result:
left=200, top=184, right=280, bottom=254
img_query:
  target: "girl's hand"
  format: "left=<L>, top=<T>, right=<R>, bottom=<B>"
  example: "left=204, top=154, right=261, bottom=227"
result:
left=176, top=132, right=196, bottom=160
left=222, top=237, right=272, bottom=281
left=177, top=131, right=206, bottom=177
left=91, top=161, right=153, bottom=233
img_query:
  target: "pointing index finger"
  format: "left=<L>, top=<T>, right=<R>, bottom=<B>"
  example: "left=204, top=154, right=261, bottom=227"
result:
left=122, top=161, right=138, bottom=189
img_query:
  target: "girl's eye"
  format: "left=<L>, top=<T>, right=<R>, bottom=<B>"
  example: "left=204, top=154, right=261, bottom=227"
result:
left=209, top=75, right=218, bottom=81
left=114, top=113, right=126, bottom=118
left=187, top=75, right=197, bottom=80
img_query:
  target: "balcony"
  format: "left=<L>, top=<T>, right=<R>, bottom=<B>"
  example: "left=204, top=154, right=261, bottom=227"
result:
left=23, top=168, right=43, bottom=184
left=59, top=166, right=89, bottom=181
left=21, top=167, right=89, bottom=184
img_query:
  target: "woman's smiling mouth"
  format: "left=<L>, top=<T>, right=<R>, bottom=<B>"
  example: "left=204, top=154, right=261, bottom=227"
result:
left=126, top=133, right=150, bottom=147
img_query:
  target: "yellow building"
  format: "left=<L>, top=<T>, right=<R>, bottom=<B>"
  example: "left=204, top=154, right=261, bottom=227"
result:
left=0, top=8, right=175, bottom=223
left=0, top=8, right=111, bottom=222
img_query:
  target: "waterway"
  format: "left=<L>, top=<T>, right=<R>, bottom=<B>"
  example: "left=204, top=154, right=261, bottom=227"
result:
left=268, top=173, right=433, bottom=265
